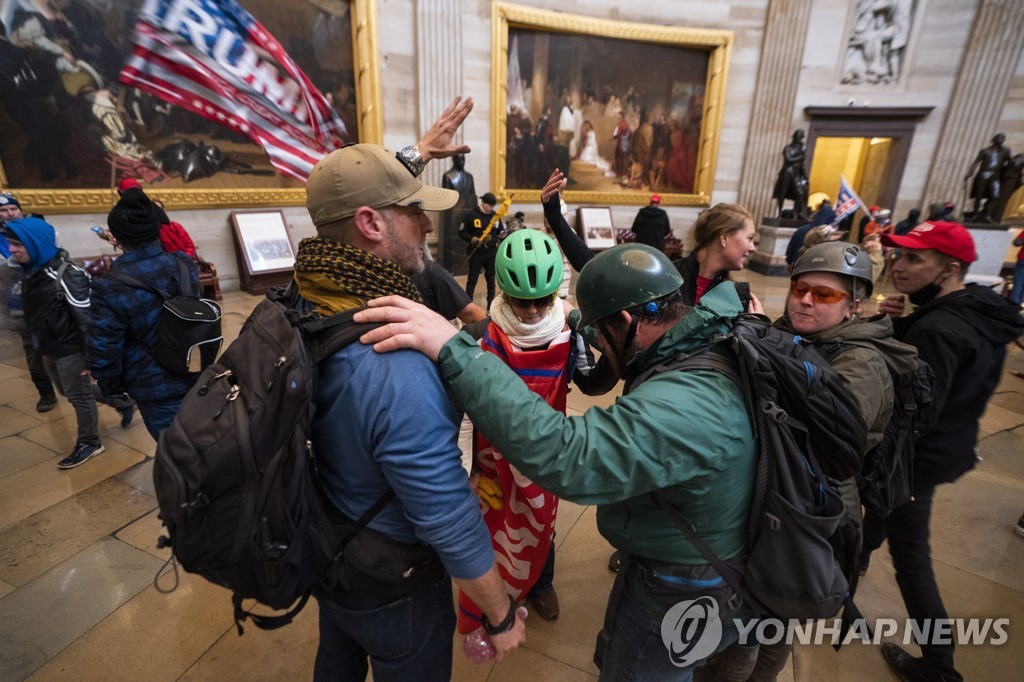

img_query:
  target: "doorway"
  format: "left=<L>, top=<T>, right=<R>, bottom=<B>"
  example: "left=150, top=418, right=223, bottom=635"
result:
left=804, top=106, right=932, bottom=236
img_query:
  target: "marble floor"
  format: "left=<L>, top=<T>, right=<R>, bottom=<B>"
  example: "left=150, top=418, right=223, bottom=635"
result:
left=1, top=270, right=1022, bottom=681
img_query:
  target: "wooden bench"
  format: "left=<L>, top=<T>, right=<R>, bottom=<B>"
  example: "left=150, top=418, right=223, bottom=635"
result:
left=78, top=253, right=222, bottom=301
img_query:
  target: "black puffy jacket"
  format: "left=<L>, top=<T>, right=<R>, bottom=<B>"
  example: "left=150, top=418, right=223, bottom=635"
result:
left=22, top=251, right=91, bottom=357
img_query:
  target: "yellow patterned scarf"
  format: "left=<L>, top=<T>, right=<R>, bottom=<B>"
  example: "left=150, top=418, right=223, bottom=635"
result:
left=293, top=237, right=422, bottom=315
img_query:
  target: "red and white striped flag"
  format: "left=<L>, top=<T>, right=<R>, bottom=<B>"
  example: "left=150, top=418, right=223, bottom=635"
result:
left=832, top=174, right=871, bottom=226
left=119, top=0, right=348, bottom=181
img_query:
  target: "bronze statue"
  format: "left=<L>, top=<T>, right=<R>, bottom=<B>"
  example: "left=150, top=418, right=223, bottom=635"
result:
left=772, top=130, right=809, bottom=220
left=964, top=133, right=1012, bottom=223
left=439, top=154, right=477, bottom=273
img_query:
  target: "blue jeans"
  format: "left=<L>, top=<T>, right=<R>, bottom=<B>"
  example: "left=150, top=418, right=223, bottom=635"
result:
left=134, top=395, right=186, bottom=441
left=313, top=576, right=455, bottom=682
left=599, top=568, right=743, bottom=682
left=1010, top=259, right=1024, bottom=304
left=529, top=536, right=556, bottom=597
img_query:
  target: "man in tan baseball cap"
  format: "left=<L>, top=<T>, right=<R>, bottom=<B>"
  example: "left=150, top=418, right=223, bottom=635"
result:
left=295, top=97, right=527, bottom=680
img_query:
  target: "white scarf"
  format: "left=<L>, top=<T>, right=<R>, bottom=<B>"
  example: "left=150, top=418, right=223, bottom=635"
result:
left=489, top=295, right=567, bottom=349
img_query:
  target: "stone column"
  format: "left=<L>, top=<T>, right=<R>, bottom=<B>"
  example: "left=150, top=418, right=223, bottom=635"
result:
left=416, top=0, right=464, bottom=191
left=416, top=0, right=464, bottom=266
left=736, top=0, right=814, bottom=222
left=922, top=0, right=1024, bottom=211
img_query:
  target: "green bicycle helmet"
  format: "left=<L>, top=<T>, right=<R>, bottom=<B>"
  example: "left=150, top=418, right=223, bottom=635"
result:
left=576, top=243, right=684, bottom=328
left=495, top=229, right=564, bottom=299
left=791, top=241, right=874, bottom=296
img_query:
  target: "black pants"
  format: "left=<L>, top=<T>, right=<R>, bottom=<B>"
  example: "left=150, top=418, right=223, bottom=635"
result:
left=863, top=483, right=961, bottom=679
left=466, top=250, right=496, bottom=306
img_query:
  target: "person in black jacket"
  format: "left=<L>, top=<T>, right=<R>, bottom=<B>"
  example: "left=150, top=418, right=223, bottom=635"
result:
left=629, top=195, right=671, bottom=252
left=868, top=222, right=1024, bottom=681
left=5, top=218, right=134, bottom=469
left=458, top=192, right=505, bottom=308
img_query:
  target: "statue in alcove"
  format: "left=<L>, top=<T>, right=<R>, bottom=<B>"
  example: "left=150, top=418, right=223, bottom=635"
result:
left=772, top=130, right=809, bottom=221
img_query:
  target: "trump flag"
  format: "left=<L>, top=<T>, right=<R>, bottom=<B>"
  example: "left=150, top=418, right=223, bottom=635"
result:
left=832, top=175, right=871, bottom=226
left=120, top=0, right=348, bottom=181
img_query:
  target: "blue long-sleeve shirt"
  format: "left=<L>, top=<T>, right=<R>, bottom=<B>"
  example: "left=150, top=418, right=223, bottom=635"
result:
left=313, top=341, right=494, bottom=581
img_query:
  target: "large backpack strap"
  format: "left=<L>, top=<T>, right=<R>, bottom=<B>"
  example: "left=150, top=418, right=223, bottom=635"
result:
left=649, top=491, right=760, bottom=613
left=103, top=268, right=169, bottom=299
left=298, top=307, right=385, bottom=363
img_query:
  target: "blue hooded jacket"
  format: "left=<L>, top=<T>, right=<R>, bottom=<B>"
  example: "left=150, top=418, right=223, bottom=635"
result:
left=7, top=217, right=58, bottom=270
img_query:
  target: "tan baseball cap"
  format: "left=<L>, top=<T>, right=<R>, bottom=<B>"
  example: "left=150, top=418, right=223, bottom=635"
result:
left=305, top=144, right=459, bottom=226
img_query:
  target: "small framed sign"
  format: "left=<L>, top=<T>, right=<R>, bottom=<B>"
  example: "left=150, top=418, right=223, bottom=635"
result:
left=576, top=206, right=616, bottom=250
left=230, top=210, right=296, bottom=294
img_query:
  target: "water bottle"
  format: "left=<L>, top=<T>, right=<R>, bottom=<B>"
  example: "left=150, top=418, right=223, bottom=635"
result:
left=462, top=606, right=528, bottom=664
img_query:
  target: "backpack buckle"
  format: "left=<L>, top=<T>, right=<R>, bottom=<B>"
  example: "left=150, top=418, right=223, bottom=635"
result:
left=764, top=513, right=781, bottom=531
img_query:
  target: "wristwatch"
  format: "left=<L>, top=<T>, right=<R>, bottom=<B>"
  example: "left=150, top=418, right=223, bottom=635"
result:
left=396, top=145, right=425, bottom=177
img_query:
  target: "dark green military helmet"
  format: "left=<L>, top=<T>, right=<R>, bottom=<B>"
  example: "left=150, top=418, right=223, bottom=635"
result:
left=791, top=241, right=874, bottom=296
left=576, top=243, right=684, bottom=328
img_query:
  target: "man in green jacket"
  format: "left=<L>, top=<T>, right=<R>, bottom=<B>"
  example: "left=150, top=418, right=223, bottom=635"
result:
left=356, top=243, right=757, bottom=680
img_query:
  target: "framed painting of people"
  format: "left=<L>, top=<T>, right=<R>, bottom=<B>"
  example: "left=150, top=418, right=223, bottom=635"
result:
left=0, top=0, right=383, bottom=214
left=491, top=3, right=732, bottom=208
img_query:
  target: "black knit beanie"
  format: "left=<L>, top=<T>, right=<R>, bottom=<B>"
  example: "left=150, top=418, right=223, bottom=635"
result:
left=107, top=187, right=162, bottom=245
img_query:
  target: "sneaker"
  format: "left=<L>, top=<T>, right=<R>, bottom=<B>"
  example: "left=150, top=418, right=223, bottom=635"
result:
left=1015, top=514, right=1024, bottom=539
left=119, top=404, right=135, bottom=429
left=35, top=395, right=57, bottom=413
left=528, top=589, right=560, bottom=621
left=57, top=442, right=105, bottom=469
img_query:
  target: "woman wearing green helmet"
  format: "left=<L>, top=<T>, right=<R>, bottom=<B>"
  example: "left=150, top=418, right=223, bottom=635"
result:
left=456, top=228, right=610, bottom=630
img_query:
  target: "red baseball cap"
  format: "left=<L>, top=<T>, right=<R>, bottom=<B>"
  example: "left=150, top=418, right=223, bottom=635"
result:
left=881, top=221, right=977, bottom=263
left=117, top=178, right=142, bottom=194
left=650, top=194, right=662, bottom=204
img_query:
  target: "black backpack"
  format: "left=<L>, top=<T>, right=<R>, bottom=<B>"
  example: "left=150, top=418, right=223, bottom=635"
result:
left=104, top=257, right=222, bottom=374
left=632, top=314, right=866, bottom=623
left=153, top=292, right=394, bottom=633
left=822, top=342, right=934, bottom=517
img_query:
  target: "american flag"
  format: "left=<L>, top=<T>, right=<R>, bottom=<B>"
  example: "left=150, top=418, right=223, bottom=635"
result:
left=832, top=175, right=871, bottom=226
left=119, top=0, right=348, bottom=181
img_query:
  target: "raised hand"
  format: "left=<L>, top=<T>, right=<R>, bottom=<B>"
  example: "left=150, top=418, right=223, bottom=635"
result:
left=541, top=168, right=567, bottom=205
left=417, top=96, right=474, bottom=162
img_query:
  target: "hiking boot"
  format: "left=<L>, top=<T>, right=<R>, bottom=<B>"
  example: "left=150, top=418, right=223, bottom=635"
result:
left=119, top=404, right=135, bottom=429
left=57, top=442, right=105, bottom=469
left=36, top=395, right=57, bottom=413
left=528, top=590, right=560, bottom=621
left=881, top=643, right=962, bottom=682
left=1015, top=514, right=1024, bottom=539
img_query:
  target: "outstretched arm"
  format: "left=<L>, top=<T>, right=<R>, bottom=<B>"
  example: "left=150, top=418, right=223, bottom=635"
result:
left=541, top=169, right=593, bottom=271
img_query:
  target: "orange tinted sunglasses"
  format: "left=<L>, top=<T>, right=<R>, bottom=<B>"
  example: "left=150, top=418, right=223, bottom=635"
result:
left=789, top=280, right=850, bottom=304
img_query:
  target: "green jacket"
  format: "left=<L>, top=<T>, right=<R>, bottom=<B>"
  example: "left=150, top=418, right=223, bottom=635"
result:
left=438, top=284, right=756, bottom=565
left=776, top=314, right=917, bottom=451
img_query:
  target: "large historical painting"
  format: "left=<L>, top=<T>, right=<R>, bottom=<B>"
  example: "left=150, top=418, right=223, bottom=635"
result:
left=493, top=4, right=732, bottom=207
left=0, top=0, right=381, bottom=213
left=841, top=0, right=916, bottom=86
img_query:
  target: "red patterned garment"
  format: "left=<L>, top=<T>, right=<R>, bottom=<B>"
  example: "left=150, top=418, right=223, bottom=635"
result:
left=456, top=322, right=570, bottom=633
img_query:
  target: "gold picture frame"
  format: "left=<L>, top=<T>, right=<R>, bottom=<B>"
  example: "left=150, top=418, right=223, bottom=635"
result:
left=0, top=0, right=382, bottom=214
left=491, top=3, right=732, bottom=207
